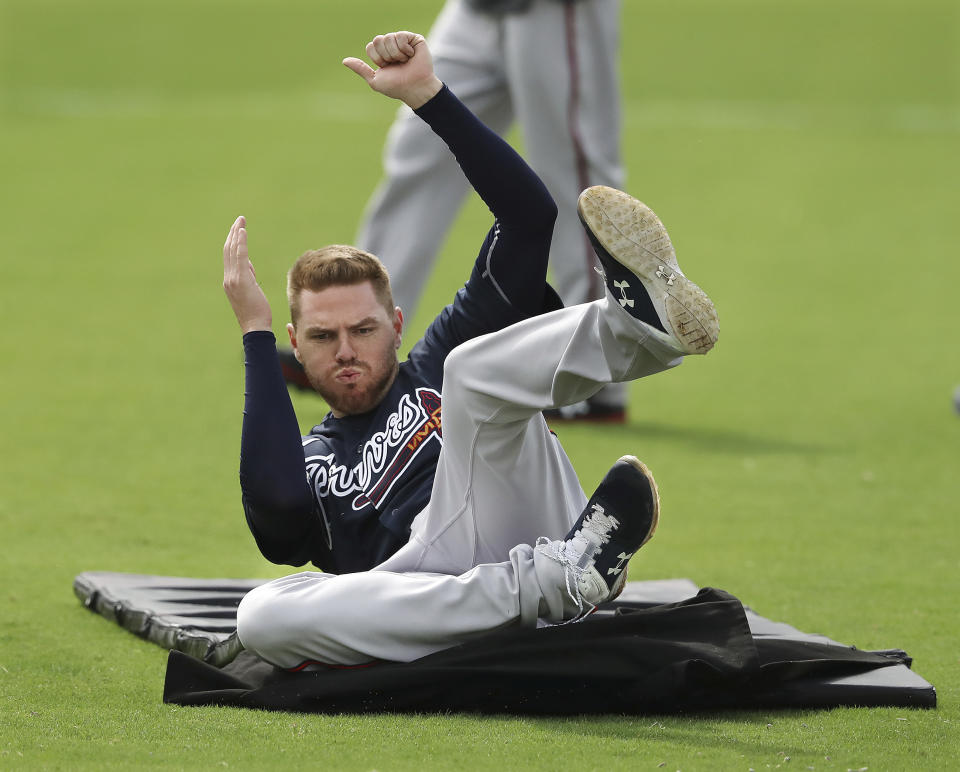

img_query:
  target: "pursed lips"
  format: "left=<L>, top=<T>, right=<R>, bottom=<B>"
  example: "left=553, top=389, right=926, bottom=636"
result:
left=335, top=366, right=363, bottom=383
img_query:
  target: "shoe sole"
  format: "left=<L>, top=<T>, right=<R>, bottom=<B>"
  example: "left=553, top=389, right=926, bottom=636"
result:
left=619, top=455, right=660, bottom=549
left=603, top=454, right=662, bottom=603
left=578, top=186, right=719, bottom=355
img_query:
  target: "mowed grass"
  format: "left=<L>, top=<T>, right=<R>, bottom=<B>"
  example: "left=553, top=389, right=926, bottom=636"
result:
left=1, top=0, right=957, bottom=769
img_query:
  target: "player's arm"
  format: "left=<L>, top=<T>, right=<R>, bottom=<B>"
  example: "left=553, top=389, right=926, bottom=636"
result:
left=222, top=217, right=318, bottom=565
left=343, top=32, right=557, bottom=246
left=410, top=88, right=560, bottom=349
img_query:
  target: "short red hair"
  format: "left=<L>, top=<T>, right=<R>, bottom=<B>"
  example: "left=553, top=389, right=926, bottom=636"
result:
left=287, top=245, right=394, bottom=327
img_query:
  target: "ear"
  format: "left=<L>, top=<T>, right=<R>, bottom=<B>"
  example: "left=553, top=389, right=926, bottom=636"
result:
left=393, top=307, right=404, bottom=349
left=286, top=322, right=301, bottom=361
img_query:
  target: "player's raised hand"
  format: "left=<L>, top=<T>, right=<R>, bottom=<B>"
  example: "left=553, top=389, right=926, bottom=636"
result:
left=343, top=31, right=442, bottom=109
left=222, top=216, right=273, bottom=334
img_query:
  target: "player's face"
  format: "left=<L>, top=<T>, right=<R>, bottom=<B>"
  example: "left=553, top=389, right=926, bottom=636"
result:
left=288, top=282, right=403, bottom=417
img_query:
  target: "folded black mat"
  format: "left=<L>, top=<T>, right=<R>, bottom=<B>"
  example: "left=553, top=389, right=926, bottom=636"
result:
left=161, top=588, right=934, bottom=714
left=73, top=572, right=935, bottom=714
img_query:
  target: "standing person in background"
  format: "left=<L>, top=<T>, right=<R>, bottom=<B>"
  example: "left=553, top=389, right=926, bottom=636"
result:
left=280, top=0, right=628, bottom=422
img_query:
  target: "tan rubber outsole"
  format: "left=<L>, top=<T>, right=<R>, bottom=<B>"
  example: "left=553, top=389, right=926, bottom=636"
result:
left=619, top=455, right=660, bottom=549
left=578, top=186, right=719, bottom=355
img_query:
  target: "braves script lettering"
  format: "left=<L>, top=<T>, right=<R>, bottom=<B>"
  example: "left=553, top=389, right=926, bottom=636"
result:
left=304, top=388, right=443, bottom=513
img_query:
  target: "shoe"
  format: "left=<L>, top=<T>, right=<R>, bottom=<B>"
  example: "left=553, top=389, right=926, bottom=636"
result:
left=543, top=399, right=626, bottom=424
left=539, top=455, right=660, bottom=611
left=277, top=347, right=313, bottom=391
left=578, top=185, right=718, bottom=355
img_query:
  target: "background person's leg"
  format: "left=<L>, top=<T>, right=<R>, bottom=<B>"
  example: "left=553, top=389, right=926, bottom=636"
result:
left=355, top=0, right=512, bottom=319
left=505, top=0, right=623, bottom=308
left=506, top=0, right=627, bottom=417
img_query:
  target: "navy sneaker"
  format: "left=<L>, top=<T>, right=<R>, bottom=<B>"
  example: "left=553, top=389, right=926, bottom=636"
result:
left=540, top=456, right=660, bottom=610
left=578, top=186, right=718, bottom=355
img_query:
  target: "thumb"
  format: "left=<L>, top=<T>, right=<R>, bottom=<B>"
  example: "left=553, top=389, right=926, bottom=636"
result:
left=343, top=57, right=376, bottom=84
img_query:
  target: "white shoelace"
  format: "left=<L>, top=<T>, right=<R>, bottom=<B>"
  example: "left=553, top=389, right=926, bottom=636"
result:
left=539, top=504, right=621, bottom=623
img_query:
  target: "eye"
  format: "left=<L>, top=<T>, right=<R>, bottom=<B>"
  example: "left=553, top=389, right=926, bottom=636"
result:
left=356, top=327, right=375, bottom=335
left=309, top=331, right=331, bottom=341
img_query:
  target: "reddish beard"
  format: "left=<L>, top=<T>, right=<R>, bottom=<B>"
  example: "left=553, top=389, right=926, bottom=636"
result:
left=307, top=355, right=399, bottom=416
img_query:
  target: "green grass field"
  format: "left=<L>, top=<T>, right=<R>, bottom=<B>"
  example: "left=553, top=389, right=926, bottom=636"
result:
left=1, top=0, right=958, bottom=768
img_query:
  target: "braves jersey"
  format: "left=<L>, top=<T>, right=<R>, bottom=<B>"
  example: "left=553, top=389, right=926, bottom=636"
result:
left=238, top=85, right=559, bottom=573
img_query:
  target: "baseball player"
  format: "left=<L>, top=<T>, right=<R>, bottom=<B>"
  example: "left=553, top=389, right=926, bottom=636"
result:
left=281, top=0, right=628, bottom=422
left=222, top=31, right=717, bottom=667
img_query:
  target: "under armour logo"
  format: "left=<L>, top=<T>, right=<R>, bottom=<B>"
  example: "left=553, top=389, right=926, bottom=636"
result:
left=613, top=280, right=634, bottom=308
left=655, top=266, right=676, bottom=285
left=607, top=551, right=634, bottom=576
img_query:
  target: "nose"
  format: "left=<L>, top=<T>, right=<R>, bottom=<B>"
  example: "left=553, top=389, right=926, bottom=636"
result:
left=335, top=337, right=357, bottom=363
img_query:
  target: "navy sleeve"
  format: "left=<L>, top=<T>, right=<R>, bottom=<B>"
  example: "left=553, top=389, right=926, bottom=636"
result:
left=238, top=330, right=318, bottom=565
left=407, top=86, right=560, bottom=374
left=415, top=85, right=557, bottom=252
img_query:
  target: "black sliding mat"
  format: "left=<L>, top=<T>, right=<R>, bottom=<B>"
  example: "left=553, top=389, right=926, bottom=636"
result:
left=73, top=572, right=935, bottom=714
